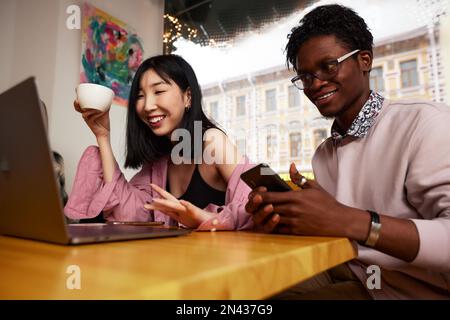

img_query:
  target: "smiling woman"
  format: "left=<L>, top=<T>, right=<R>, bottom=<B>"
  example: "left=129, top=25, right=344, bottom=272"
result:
left=64, top=54, right=255, bottom=231
left=125, top=55, right=218, bottom=166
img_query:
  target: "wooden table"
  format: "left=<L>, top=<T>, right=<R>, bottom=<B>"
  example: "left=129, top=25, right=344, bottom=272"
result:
left=0, top=231, right=356, bottom=299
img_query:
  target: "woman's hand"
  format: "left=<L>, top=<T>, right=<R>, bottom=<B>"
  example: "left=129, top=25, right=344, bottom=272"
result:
left=144, top=184, right=216, bottom=229
left=74, top=100, right=110, bottom=138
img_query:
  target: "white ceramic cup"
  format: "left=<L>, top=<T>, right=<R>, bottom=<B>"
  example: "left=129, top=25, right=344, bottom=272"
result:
left=76, top=83, right=115, bottom=112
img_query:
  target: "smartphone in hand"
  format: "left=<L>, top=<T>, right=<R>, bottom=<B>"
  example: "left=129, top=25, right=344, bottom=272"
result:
left=240, top=163, right=292, bottom=192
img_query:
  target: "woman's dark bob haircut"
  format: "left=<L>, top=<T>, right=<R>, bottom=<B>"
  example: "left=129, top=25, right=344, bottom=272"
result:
left=125, top=54, right=220, bottom=169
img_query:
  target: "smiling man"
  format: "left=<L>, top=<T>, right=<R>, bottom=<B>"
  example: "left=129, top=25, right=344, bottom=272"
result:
left=245, top=4, right=450, bottom=299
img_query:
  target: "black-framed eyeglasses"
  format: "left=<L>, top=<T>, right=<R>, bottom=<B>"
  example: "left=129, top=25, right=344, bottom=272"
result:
left=291, top=49, right=360, bottom=90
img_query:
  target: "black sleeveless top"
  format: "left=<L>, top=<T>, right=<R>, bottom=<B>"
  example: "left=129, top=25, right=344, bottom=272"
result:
left=167, top=165, right=226, bottom=208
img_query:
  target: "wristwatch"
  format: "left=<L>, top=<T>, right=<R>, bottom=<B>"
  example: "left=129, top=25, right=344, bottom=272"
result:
left=364, top=210, right=381, bottom=247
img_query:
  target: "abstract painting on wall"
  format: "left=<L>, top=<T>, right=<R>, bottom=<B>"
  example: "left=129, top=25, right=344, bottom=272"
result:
left=80, top=3, right=144, bottom=106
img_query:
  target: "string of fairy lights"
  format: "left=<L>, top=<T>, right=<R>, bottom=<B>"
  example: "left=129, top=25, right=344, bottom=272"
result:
left=163, top=13, right=225, bottom=53
left=162, top=0, right=315, bottom=54
left=163, top=14, right=199, bottom=53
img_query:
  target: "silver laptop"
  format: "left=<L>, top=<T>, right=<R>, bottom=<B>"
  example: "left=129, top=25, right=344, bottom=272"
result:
left=0, top=77, right=191, bottom=244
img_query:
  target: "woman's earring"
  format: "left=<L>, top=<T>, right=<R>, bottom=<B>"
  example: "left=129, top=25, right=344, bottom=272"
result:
left=185, top=105, right=191, bottom=113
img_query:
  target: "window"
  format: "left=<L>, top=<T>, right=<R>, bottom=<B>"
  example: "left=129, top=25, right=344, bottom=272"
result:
left=288, top=85, right=300, bottom=108
left=289, top=121, right=301, bottom=130
left=400, top=60, right=419, bottom=88
left=209, top=101, right=218, bottom=120
left=313, top=129, right=328, bottom=149
left=289, top=132, right=302, bottom=158
left=236, top=95, right=246, bottom=116
left=370, top=67, right=384, bottom=92
left=236, top=138, right=246, bottom=156
left=266, top=135, right=277, bottom=159
left=265, top=89, right=277, bottom=112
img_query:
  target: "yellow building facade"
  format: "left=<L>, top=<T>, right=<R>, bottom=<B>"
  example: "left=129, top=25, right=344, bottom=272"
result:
left=201, top=25, right=447, bottom=177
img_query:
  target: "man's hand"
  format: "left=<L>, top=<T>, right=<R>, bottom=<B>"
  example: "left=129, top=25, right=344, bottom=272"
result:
left=245, top=186, right=281, bottom=233
left=245, top=163, right=350, bottom=237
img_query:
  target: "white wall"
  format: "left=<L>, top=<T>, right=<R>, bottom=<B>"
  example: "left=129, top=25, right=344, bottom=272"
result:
left=0, top=0, right=164, bottom=193
left=0, top=0, right=59, bottom=109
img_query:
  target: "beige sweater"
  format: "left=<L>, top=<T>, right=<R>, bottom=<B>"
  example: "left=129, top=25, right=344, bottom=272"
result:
left=313, top=99, right=450, bottom=299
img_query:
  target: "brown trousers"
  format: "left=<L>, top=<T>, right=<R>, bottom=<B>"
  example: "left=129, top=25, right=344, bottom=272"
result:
left=269, top=263, right=373, bottom=300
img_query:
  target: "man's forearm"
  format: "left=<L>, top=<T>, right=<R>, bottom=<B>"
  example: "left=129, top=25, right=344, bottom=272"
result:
left=344, top=207, right=420, bottom=262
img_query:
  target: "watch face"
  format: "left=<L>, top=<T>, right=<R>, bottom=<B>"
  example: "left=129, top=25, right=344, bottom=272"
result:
left=365, top=211, right=381, bottom=247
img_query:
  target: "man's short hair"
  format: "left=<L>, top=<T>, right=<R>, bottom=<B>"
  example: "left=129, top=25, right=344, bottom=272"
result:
left=286, top=4, right=374, bottom=71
